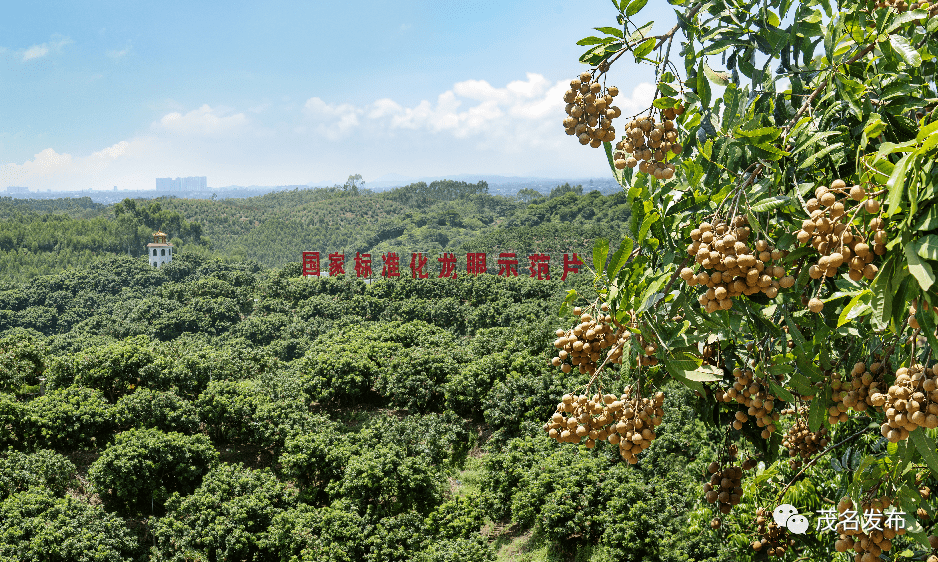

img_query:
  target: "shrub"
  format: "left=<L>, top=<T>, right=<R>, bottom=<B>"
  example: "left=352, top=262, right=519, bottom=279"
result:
left=376, top=347, right=456, bottom=413
left=482, top=356, right=570, bottom=437
left=26, top=385, right=115, bottom=451
left=151, top=463, right=297, bottom=562
left=279, top=419, right=354, bottom=504
left=416, top=537, right=495, bottom=562
left=195, top=379, right=260, bottom=444
left=363, top=510, right=429, bottom=562
left=0, top=329, right=47, bottom=395
left=0, top=392, right=27, bottom=449
left=266, top=501, right=368, bottom=562
left=0, top=450, right=76, bottom=500
left=357, top=412, right=472, bottom=468
left=45, top=335, right=156, bottom=401
left=295, top=341, right=394, bottom=405
left=113, top=388, right=200, bottom=433
left=424, top=494, right=488, bottom=540
left=327, top=442, right=442, bottom=518
left=89, top=428, right=217, bottom=517
left=0, top=491, right=141, bottom=561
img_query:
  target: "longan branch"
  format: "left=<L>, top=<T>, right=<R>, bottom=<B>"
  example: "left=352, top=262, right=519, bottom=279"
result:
left=774, top=429, right=867, bottom=503
left=780, top=42, right=877, bottom=143
left=601, top=1, right=704, bottom=73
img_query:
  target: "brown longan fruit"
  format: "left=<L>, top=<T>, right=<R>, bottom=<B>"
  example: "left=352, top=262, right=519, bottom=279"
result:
left=865, top=199, right=881, bottom=213
left=808, top=298, right=824, bottom=313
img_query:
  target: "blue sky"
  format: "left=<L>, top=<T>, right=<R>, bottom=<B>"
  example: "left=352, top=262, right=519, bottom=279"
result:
left=1, top=1, right=676, bottom=191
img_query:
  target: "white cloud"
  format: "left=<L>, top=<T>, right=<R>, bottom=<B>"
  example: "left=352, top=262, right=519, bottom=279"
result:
left=106, top=46, right=131, bottom=60
left=2, top=73, right=656, bottom=191
left=303, top=97, right=361, bottom=139
left=154, top=104, right=248, bottom=137
left=299, top=73, right=654, bottom=151
left=22, top=45, right=48, bottom=61
left=92, top=141, right=130, bottom=160
left=21, top=35, right=72, bottom=61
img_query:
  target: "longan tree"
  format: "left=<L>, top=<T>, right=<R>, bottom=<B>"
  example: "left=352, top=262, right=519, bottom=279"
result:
left=547, top=0, right=938, bottom=559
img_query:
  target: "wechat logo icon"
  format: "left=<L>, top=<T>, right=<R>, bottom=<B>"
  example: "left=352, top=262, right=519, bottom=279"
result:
left=773, top=504, right=809, bottom=535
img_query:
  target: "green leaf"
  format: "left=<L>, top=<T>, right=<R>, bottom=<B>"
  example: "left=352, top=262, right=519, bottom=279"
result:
left=603, top=140, right=624, bottom=186
left=798, top=142, right=844, bottom=169
left=905, top=243, right=936, bottom=290
left=783, top=309, right=807, bottom=350
left=914, top=206, right=938, bottom=231
left=913, top=235, right=938, bottom=261
left=697, top=61, right=711, bottom=109
left=789, top=371, right=818, bottom=396
left=917, top=115, right=938, bottom=143
left=595, top=26, right=623, bottom=38
left=637, top=212, right=660, bottom=244
left=886, top=152, right=912, bottom=215
left=658, top=82, right=678, bottom=97
left=768, top=381, right=795, bottom=403
left=608, top=238, right=633, bottom=278
left=735, top=125, right=782, bottom=143
left=909, top=428, right=938, bottom=476
left=888, top=34, right=922, bottom=67
left=838, top=290, right=872, bottom=327
left=864, top=114, right=887, bottom=138
left=593, top=238, right=610, bottom=278
left=627, top=21, right=654, bottom=43
left=749, top=196, right=789, bottom=212
left=808, top=391, right=826, bottom=432
left=919, top=307, right=938, bottom=362
left=577, top=36, right=608, bottom=46
left=637, top=271, right=670, bottom=312
left=662, top=352, right=705, bottom=392
left=559, top=289, right=578, bottom=317
left=653, top=96, right=678, bottom=109
left=626, top=0, right=649, bottom=17
left=702, top=60, right=729, bottom=87
left=633, top=38, right=655, bottom=59
left=685, top=364, right=724, bottom=382
left=870, top=257, right=895, bottom=331
left=885, top=9, right=929, bottom=33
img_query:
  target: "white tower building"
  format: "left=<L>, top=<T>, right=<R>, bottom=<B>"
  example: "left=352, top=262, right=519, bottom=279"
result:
left=147, top=231, right=174, bottom=268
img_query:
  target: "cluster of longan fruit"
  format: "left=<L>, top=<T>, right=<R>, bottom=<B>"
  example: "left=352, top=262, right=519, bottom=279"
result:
left=909, top=299, right=935, bottom=330
left=781, top=416, right=829, bottom=467
left=552, top=305, right=625, bottom=375
left=833, top=496, right=905, bottom=560
left=828, top=361, right=885, bottom=425
left=612, top=105, right=684, bottom=179
left=876, top=364, right=938, bottom=442
left=613, top=106, right=684, bottom=180
left=704, top=461, right=747, bottom=515
left=682, top=216, right=794, bottom=313
left=562, top=72, right=621, bottom=148
left=544, top=387, right=664, bottom=463
left=717, top=367, right=780, bottom=439
left=795, top=180, right=884, bottom=312
left=753, top=507, right=795, bottom=557
left=874, top=0, right=938, bottom=17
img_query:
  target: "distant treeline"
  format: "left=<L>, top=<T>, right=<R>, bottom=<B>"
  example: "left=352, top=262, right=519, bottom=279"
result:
left=0, top=180, right=629, bottom=283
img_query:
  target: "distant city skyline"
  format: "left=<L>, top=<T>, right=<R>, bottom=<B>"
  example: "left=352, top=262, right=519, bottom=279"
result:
left=156, top=176, right=207, bottom=192
left=1, top=2, right=677, bottom=192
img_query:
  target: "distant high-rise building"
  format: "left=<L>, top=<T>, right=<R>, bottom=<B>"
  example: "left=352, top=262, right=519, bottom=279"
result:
left=5, top=186, right=29, bottom=194
left=156, top=177, right=207, bottom=191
